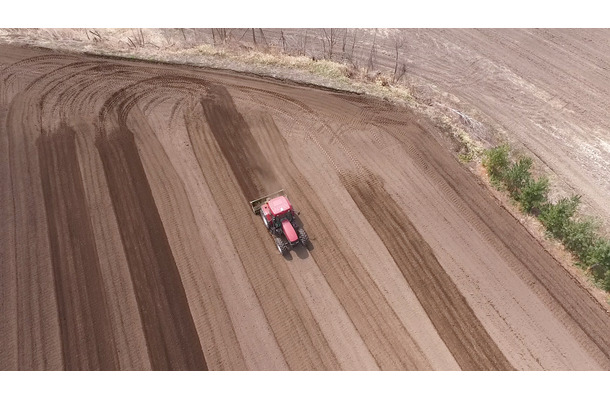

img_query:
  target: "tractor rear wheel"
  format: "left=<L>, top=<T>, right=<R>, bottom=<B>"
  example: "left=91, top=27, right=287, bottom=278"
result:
left=274, top=237, right=289, bottom=255
left=298, top=227, right=309, bottom=246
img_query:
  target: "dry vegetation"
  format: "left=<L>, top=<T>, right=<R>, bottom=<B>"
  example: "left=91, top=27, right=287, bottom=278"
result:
left=0, top=28, right=485, bottom=160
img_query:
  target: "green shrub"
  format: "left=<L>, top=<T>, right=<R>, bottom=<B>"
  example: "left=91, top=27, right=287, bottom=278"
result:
left=585, top=239, right=610, bottom=279
left=519, top=176, right=549, bottom=214
left=504, top=156, right=533, bottom=200
left=563, top=217, right=599, bottom=260
left=482, top=144, right=510, bottom=186
left=539, top=195, right=581, bottom=240
left=482, top=144, right=610, bottom=293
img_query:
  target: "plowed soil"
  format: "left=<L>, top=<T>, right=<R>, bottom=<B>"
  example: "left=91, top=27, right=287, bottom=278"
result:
left=1, top=44, right=610, bottom=370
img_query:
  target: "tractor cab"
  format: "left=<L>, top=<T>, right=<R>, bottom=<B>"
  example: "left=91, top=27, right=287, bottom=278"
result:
left=261, top=196, right=293, bottom=223
left=267, top=196, right=293, bottom=219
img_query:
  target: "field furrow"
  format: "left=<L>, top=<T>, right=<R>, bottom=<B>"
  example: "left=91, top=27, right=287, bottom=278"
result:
left=1, top=42, right=609, bottom=371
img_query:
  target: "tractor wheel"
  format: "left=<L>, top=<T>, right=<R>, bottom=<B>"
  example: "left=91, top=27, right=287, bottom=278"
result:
left=274, top=237, right=289, bottom=255
left=298, top=227, right=309, bottom=246
left=261, top=211, right=270, bottom=229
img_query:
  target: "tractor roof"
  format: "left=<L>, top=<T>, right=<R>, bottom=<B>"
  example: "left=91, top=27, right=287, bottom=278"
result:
left=268, top=196, right=292, bottom=215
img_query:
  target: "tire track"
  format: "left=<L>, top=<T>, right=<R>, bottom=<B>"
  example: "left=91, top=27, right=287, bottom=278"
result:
left=127, top=101, right=247, bottom=370
left=229, top=86, right=510, bottom=369
left=20, top=58, right=154, bottom=370
left=341, top=171, right=513, bottom=370
left=37, top=126, right=118, bottom=370
left=149, top=96, right=289, bottom=370
left=353, top=120, right=563, bottom=369
left=5, top=93, right=62, bottom=370
left=74, top=126, right=151, bottom=370
left=200, top=84, right=276, bottom=200
left=384, top=118, right=610, bottom=367
left=0, top=105, right=17, bottom=370
left=186, top=100, right=340, bottom=370
left=96, top=128, right=207, bottom=370
left=253, top=114, right=432, bottom=370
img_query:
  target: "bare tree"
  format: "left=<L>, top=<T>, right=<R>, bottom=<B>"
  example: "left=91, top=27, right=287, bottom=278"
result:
left=85, top=29, right=102, bottom=43
left=212, top=28, right=230, bottom=45
left=127, top=28, right=146, bottom=48
left=391, top=29, right=407, bottom=83
left=302, top=28, right=308, bottom=56
left=394, top=63, right=407, bottom=83
left=341, top=28, right=348, bottom=60
left=347, top=29, right=358, bottom=64
left=279, top=29, right=287, bottom=53
left=258, top=28, right=269, bottom=48
left=367, top=29, right=378, bottom=74
left=237, top=28, right=249, bottom=41
left=322, top=28, right=337, bottom=60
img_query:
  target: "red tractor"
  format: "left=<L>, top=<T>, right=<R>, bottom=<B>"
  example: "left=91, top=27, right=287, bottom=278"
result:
left=250, top=190, right=309, bottom=254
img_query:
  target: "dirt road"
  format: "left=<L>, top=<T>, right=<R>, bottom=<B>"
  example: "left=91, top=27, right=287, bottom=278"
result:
left=1, top=44, right=609, bottom=370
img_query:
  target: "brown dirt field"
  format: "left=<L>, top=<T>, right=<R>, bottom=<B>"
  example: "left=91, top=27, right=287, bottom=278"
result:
left=1, top=44, right=610, bottom=370
left=38, top=127, right=117, bottom=370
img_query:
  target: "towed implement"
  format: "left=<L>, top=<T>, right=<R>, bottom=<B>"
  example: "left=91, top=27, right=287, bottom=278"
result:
left=250, top=190, right=309, bottom=254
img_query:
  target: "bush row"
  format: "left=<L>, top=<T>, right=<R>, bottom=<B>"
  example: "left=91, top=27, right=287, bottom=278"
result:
left=482, top=145, right=610, bottom=292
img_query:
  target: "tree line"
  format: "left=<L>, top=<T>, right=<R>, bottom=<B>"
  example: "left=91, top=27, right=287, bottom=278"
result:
left=483, top=144, right=610, bottom=292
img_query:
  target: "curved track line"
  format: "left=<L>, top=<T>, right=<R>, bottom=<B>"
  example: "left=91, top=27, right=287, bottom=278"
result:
left=227, top=85, right=513, bottom=369
left=2, top=44, right=610, bottom=371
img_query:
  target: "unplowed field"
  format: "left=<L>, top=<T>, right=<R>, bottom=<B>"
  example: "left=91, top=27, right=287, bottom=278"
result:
left=1, top=44, right=609, bottom=370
